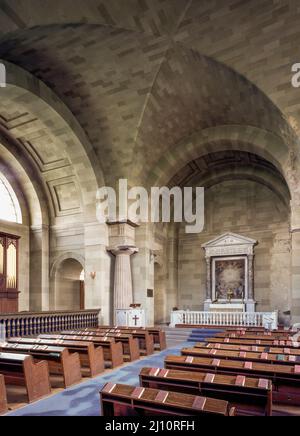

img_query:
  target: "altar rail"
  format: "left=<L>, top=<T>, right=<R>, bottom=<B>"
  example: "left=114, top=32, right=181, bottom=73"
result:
left=170, top=310, right=278, bottom=330
left=0, top=309, right=100, bottom=339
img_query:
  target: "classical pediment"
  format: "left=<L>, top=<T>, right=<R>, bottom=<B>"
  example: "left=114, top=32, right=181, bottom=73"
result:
left=202, top=233, right=257, bottom=248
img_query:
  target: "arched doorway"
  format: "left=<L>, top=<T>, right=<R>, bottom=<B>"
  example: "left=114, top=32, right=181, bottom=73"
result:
left=55, top=258, right=84, bottom=311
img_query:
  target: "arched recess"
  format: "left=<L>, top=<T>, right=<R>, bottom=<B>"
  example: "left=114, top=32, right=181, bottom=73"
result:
left=50, top=253, right=85, bottom=311
left=0, top=61, right=109, bottom=313
left=0, top=130, right=49, bottom=311
left=2, top=60, right=104, bottom=223
left=149, top=148, right=292, bottom=323
left=55, top=259, right=84, bottom=311
left=144, top=126, right=294, bottom=194
left=0, top=130, right=49, bottom=226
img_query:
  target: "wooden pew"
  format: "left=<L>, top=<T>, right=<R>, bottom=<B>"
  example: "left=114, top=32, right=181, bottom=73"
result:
left=82, top=328, right=155, bottom=356
left=60, top=330, right=140, bottom=362
left=0, top=374, right=8, bottom=415
left=208, top=337, right=300, bottom=348
left=100, top=382, right=235, bottom=416
left=226, top=327, right=297, bottom=336
left=9, top=337, right=105, bottom=378
left=197, top=341, right=300, bottom=357
left=164, top=355, right=300, bottom=405
left=139, top=367, right=272, bottom=416
left=97, top=326, right=167, bottom=351
left=216, top=332, right=292, bottom=342
left=0, top=353, right=51, bottom=403
left=181, top=346, right=300, bottom=366
left=1, top=342, right=82, bottom=388
left=39, top=334, right=124, bottom=368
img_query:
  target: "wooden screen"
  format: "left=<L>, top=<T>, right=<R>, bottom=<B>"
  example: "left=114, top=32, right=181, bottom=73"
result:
left=0, top=232, right=20, bottom=313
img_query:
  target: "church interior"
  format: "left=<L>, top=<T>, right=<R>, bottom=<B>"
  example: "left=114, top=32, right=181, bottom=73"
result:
left=1, top=0, right=300, bottom=418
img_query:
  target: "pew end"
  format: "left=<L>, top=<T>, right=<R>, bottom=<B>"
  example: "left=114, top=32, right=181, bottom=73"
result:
left=110, top=342, right=124, bottom=368
left=23, top=356, right=52, bottom=403
left=87, top=345, right=105, bottom=377
left=0, top=374, right=8, bottom=415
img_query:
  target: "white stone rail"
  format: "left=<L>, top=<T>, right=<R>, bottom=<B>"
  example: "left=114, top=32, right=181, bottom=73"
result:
left=0, top=309, right=100, bottom=338
left=170, top=310, right=278, bottom=330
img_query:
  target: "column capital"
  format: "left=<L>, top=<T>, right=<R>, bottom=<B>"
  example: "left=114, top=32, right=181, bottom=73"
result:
left=107, top=221, right=137, bottom=247
left=107, top=245, right=139, bottom=257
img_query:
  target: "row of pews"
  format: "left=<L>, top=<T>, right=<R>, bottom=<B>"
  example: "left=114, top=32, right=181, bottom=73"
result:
left=0, top=325, right=166, bottom=415
left=100, top=326, right=300, bottom=417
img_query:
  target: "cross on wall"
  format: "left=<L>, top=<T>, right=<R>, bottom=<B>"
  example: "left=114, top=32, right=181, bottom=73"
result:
left=132, top=315, right=139, bottom=326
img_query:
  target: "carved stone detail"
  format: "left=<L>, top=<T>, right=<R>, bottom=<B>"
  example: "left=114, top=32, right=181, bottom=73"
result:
left=202, top=233, right=258, bottom=310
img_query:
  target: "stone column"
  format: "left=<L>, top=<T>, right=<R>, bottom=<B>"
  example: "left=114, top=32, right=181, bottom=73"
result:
left=246, top=254, right=256, bottom=312
left=107, top=220, right=139, bottom=322
left=30, top=225, right=49, bottom=311
left=248, top=255, right=254, bottom=300
left=110, top=246, right=138, bottom=310
left=204, top=256, right=212, bottom=311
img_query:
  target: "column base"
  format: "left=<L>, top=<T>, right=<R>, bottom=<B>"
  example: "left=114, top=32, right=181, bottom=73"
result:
left=245, top=300, right=256, bottom=313
left=204, top=299, right=212, bottom=311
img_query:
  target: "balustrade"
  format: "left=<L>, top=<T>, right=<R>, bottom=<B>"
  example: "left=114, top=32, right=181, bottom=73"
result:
left=0, top=309, right=100, bottom=339
left=170, top=310, right=278, bottom=330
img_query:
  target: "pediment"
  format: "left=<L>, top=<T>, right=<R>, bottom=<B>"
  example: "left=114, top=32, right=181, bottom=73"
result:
left=202, top=233, right=257, bottom=249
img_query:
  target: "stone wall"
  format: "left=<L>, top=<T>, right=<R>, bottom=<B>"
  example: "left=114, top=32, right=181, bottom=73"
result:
left=177, top=180, right=291, bottom=316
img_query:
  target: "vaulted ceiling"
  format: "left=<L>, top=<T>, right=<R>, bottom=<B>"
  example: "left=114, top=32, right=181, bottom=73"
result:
left=0, top=0, right=299, bottom=196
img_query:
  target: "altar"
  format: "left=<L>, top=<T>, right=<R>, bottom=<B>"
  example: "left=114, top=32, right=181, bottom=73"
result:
left=209, top=303, right=245, bottom=313
left=202, top=232, right=257, bottom=313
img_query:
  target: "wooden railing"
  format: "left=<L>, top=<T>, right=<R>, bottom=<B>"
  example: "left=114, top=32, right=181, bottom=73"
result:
left=0, top=309, right=100, bottom=339
left=170, top=310, right=278, bottom=330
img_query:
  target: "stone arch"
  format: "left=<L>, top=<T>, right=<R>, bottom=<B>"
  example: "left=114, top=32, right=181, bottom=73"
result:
left=2, top=60, right=104, bottom=223
left=183, top=166, right=291, bottom=211
left=50, top=252, right=85, bottom=310
left=145, top=125, right=293, bottom=196
left=148, top=144, right=293, bottom=323
left=0, top=129, right=49, bottom=226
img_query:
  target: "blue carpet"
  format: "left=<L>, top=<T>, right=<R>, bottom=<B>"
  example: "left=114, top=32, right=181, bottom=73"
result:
left=187, top=329, right=223, bottom=342
left=5, top=341, right=193, bottom=417
left=6, top=329, right=222, bottom=417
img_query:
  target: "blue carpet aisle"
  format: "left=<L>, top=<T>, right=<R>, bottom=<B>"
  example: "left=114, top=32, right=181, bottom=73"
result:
left=6, top=329, right=222, bottom=417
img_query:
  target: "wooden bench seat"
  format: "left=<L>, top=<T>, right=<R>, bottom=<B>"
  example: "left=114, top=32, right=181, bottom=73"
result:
left=139, top=367, right=272, bottom=416
left=96, top=326, right=167, bottom=351
left=1, top=342, right=81, bottom=388
left=216, top=333, right=293, bottom=342
left=197, top=341, right=300, bottom=357
left=181, top=346, right=300, bottom=366
left=0, top=374, right=8, bottom=415
left=0, top=352, right=51, bottom=403
left=100, top=382, right=235, bottom=416
left=60, top=330, right=140, bottom=362
left=164, top=355, right=300, bottom=406
left=10, top=337, right=105, bottom=378
left=208, top=337, right=300, bottom=348
left=225, top=328, right=296, bottom=336
left=39, top=334, right=123, bottom=368
left=83, top=328, right=155, bottom=356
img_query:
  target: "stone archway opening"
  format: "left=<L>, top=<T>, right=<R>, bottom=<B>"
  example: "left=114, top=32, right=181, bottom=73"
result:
left=55, top=258, right=84, bottom=311
left=150, top=149, right=292, bottom=324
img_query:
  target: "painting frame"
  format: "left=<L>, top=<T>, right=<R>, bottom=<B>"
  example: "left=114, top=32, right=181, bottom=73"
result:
left=211, top=255, right=248, bottom=302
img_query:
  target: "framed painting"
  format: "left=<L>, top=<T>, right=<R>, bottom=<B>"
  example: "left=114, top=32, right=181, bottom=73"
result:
left=212, top=256, right=247, bottom=301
